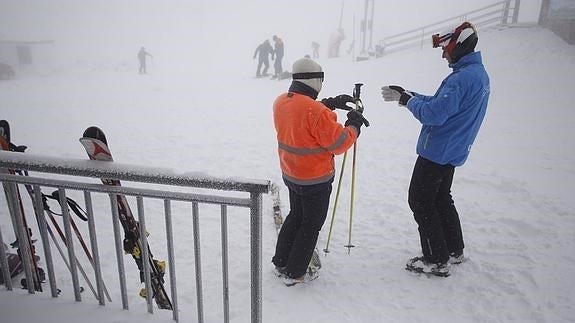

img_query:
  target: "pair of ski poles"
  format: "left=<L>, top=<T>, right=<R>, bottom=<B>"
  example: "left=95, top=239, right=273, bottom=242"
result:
left=324, top=83, right=370, bottom=255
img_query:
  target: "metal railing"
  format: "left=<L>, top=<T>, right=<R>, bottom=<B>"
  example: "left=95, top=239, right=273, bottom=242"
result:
left=375, top=0, right=521, bottom=57
left=0, top=150, right=270, bottom=323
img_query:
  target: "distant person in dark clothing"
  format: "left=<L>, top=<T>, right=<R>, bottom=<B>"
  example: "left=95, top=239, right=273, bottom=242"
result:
left=138, top=47, right=153, bottom=74
left=312, top=41, right=320, bottom=58
left=272, top=35, right=285, bottom=79
left=253, top=39, right=273, bottom=78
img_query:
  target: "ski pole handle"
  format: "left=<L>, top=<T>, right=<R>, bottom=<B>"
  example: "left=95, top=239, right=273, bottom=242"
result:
left=353, top=83, right=363, bottom=103
left=352, top=83, right=370, bottom=127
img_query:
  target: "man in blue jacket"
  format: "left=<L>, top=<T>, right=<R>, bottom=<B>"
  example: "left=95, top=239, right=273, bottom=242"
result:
left=381, top=22, right=490, bottom=277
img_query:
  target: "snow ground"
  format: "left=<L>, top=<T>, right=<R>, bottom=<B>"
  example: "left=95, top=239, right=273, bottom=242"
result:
left=1, top=4, right=575, bottom=323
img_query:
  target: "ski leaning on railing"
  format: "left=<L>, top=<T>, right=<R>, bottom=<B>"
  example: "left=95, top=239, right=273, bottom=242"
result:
left=0, top=119, right=45, bottom=291
left=80, top=126, right=172, bottom=310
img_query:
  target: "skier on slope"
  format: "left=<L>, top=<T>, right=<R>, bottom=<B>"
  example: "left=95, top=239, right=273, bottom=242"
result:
left=271, top=35, right=284, bottom=80
left=272, top=57, right=367, bottom=286
left=253, top=39, right=274, bottom=78
left=381, top=22, right=490, bottom=277
left=137, top=47, right=153, bottom=74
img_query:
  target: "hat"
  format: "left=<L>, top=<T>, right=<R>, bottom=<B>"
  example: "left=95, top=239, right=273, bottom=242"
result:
left=292, top=57, right=324, bottom=93
left=432, top=22, right=478, bottom=62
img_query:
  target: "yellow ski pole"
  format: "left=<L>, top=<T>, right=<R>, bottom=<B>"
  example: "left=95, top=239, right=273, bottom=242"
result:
left=323, top=150, right=347, bottom=254
left=344, top=83, right=368, bottom=254
left=344, top=143, right=358, bottom=253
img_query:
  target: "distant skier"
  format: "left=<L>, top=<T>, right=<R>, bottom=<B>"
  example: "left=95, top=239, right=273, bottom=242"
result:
left=381, top=22, right=490, bottom=277
left=272, top=35, right=284, bottom=80
left=272, top=57, right=367, bottom=286
left=311, top=41, right=320, bottom=58
left=253, top=39, right=273, bottom=78
left=137, top=47, right=153, bottom=74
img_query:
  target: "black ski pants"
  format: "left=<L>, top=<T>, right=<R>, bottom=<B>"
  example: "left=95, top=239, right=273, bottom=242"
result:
left=256, top=58, right=269, bottom=77
left=272, top=179, right=332, bottom=278
left=408, top=156, right=464, bottom=264
left=273, top=55, right=283, bottom=77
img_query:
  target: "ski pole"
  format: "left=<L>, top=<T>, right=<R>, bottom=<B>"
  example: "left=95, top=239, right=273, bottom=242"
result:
left=344, top=83, right=367, bottom=253
left=323, top=150, right=348, bottom=254
left=19, top=171, right=112, bottom=302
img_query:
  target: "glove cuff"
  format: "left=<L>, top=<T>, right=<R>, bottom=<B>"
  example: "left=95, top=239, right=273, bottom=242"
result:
left=399, top=91, right=414, bottom=106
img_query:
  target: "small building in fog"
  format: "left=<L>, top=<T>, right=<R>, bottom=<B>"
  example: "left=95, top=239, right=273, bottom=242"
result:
left=0, top=39, right=54, bottom=76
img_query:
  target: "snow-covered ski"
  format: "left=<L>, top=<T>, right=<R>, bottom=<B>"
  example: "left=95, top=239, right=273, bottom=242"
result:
left=80, top=126, right=172, bottom=310
left=0, top=120, right=45, bottom=291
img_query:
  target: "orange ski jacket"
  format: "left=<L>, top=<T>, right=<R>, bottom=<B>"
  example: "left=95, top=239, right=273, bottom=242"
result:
left=273, top=91, right=358, bottom=185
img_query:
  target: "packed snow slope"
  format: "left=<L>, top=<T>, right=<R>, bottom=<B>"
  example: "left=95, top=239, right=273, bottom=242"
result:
left=1, top=25, right=575, bottom=323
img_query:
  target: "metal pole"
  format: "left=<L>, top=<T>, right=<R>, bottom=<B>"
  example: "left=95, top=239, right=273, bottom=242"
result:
left=220, top=205, right=230, bottom=323
left=110, top=195, right=129, bottom=310
left=192, top=202, right=204, bottom=323
left=345, top=144, right=358, bottom=254
left=361, top=0, right=369, bottom=54
left=513, top=0, right=521, bottom=24
left=33, top=186, right=58, bottom=297
left=137, top=196, right=154, bottom=314
left=59, top=188, right=81, bottom=301
left=368, top=0, right=375, bottom=51
left=250, top=193, right=262, bottom=323
left=164, top=199, right=179, bottom=322
left=323, top=151, right=347, bottom=254
left=502, top=0, right=511, bottom=24
left=84, top=191, right=107, bottom=305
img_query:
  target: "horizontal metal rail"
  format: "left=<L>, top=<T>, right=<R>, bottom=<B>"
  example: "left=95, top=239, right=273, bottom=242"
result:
left=0, top=150, right=269, bottom=193
left=0, top=173, right=253, bottom=207
left=376, top=0, right=520, bottom=56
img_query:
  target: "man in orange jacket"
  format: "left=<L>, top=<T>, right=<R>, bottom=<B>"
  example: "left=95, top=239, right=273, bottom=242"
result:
left=272, top=57, right=366, bottom=286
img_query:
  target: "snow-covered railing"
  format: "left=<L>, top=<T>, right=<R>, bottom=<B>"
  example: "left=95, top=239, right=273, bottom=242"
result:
left=0, top=150, right=270, bottom=323
left=375, top=0, right=521, bottom=57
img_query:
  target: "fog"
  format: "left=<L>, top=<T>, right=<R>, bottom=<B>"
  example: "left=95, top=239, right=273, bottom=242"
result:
left=1, top=0, right=543, bottom=72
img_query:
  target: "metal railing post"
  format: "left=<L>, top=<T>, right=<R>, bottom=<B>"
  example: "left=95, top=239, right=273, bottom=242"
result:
left=164, top=199, right=179, bottom=322
left=221, top=205, right=230, bottom=323
left=110, top=194, right=129, bottom=310
left=137, top=197, right=154, bottom=314
left=250, top=192, right=262, bottom=323
left=33, top=185, right=58, bottom=297
left=59, top=188, right=81, bottom=301
left=84, top=191, right=106, bottom=305
left=192, top=202, right=204, bottom=323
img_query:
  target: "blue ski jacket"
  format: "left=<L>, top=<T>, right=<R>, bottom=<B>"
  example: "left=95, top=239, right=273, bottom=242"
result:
left=406, top=51, right=490, bottom=166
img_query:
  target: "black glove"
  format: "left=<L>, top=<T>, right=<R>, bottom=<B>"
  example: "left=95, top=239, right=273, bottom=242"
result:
left=344, top=110, right=364, bottom=137
left=321, top=94, right=354, bottom=111
left=382, top=85, right=414, bottom=107
left=389, top=85, right=414, bottom=106
left=9, top=143, right=27, bottom=152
